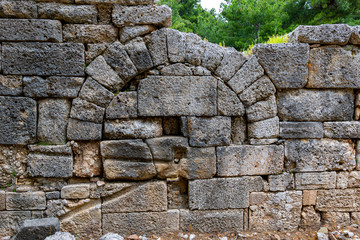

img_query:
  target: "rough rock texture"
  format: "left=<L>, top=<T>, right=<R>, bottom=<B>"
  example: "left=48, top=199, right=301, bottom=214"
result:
left=161, top=63, right=193, bottom=76
left=280, top=122, right=324, bottom=138
left=125, top=37, right=153, bottom=73
left=0, top=191, right=4, bottom=210
left=0, top=0, right=37, bottom=18
left=324, top=121, right=360, bottom=138
left=45, top=232, right=76, bottom=240
left=63, top=24, right=118, bottom=43
left=202, top=42, right=225, bottom=72
left=78, top=78, right=114, bottom=108
left=72, top=141, right=101, bottom=177
left=303, top=190, right=317, bottom=206
left=0, top=75, right=22, bottom=96
left=300, top=206, right=321, bottom=230
left=99, top=233, right=124, bottom=240
left=70, top=98, right=104, bottom=124
left=322, top=212, right=350, bottom=227
left=239, top=76, right=276, bottom=106
left=0, top=211, right=32, bottom=236
left=246, top=95, right=277, bottom=122
left=350, top=26, right=360, bottom=44
left=231, top=117, right=246, bottom=144
left=269, top=173, right=294, bottom=192
left=121, top=25, right=156, bottom=43
left=248, top=117, right=279, bottom=139
left=67, top=119, right=102, bottom=141
left=13, top=218, right=60, bottom=240
left=215, top=47, right=247, bottom=81
left=218, top=81, right=245, bottom=116
left=106, top=92, right=137, bottom=119
left=144, top=28, right=168, bottom=66
left=295, top=172, right=336, bottom=189
left=316, top=189, right=360, bottom=211
left=61, top=184, right=90, bottom=199
left=38, top=3, right=97, bottom=23
left=6, top=192, right=46, bottom=210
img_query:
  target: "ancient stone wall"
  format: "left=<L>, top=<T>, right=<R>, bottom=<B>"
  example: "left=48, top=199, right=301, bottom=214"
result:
left=1, top=0, right=360, bottom=238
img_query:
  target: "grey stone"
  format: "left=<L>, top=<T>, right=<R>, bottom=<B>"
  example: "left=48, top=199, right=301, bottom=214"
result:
left=307, top=46, right=360, bottom=88
left=201, top=42, right=226, bottom=72
left=46, top=192, right=60, bottom=200
left=269, top=173, right=294, bottom=191
left=103, top=41, right=138, bottom=81
left=146, top=136, right=189, bottom=161
left=0, top=75, right=22, bottom=96
left=350, top=26, right=360, bottom=44
left=6, top=192, right=46, bottom=210
left=23, top=76, right=84, bottom=98
left=295, top=172, right=336, bottom=190
left=348, top=171, right=360, bottom=188
left=0, top=0, right=37, bottom=18
left=106, top=92, right=137, bottom=119
left=0, top=190, right=4, bottom=210
left=289, top=24, right=352, bottom=45
left=277, top=89, right=354, bottom=121
left=167, top=29, right=186, bottom=63
left=324, top=122, right=360, bottom=138
left=112, top=5, right=172, bottom=27
left=13, top=218, right=60, bottom=240
left=85, top=43, right=108, bottom=64
left=0, top=19, right=61, bottom=42
left=217, top=145, right=284, bottom=177
left=218, top=81, right=245, bottom=116
left=215, top=47, right=247, bottom=81
left=323, top=212, right=350, bottom=227
left=285, top=139, right=356, bottom=172
left=100, top=140, right=153, bottom=160
left=185, top=33, right=206, bottom=66
left=231, top=117, right=246, bottom=144
left=70, top=98, right=105, bottom=124
left=280, top=122, right=324, bottom=138
left=161, top=63, right=193, bottom=76
left=247, top=95, right=277, bottom=122
left=28, top=144, right=73, bottom=155
left=104, top=118, right=162, bottom=139
left=316, top=189, right=360, bottom=211
left=78, top=78, right=114, bottom=108
left=253, top=43, right=309, bottom=88
left=121, top=25, right=156, bottom=43
left=103, top=160, right=156, bottom=180
left=239, top=76, right=276, bottom=106
left=144, top=28, right=168, bottom=66
left=3, top=42, right=84, bottom=76
left=248, top=117, right=279, bottom=139
left=38, top=3, right=97, bottom=24
left=61, top=184, right=90, bottom=199
left=103, top=210, right=179, bottom=236
left=125, top=37, right=153, bottom=73
left=38, top=98, right=71, bottom=144
left=0, top=211, right=31, bottom=236
left=63, top=24, right=118, bottom=43
left=189, top=177, right=263, bottom=210
left=300, top=206, right=321, bottom=230
left=192, top=66, right=211, bottom=76
left=228, top=55, right=264, bottom=94
left=67, top=118, right=102, bottom=140
left=138, top=76, right=217, bottom=116
left=76, top=0, right=154, bottom=3
left=337, top=171, right=349, bottom=189
left=45, top=232, right=76, bottom=240
left=180, top=209, right=244, bottom=233
left=249, top=139, right=279, bottom=145
left=99, top=233, right=124, bottom=240
left=0, top=96, right=36, bottom=144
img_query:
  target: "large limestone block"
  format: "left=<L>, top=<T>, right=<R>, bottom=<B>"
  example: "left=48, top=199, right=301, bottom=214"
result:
left=239, top=76, right=276, bottom=106
left=307, top=45, right=360, bottom=88
left=316, top=189, right=360, bottom=211
left=277, top=89, right=354, bottom=121
left=38, top=3, right=97, bottom=23
left=106, top=92, right=137, bottom=119
left=0, top=96, right=36, bottom=144
left=215, top=47, right=246, bottom=81
left=180, top=209, right=244, bottom=233
left=101, top=140, right=153, bottom=160
left=125, top=37, right=153, bottom=73
left=103, top=160, right=156, bottom=180
left=0, top=211, right=31, bottom=237
left=0, top=0, right=37, bottom=18
left=295, top=172, right=336, bottom=190
left=246, top=95, right=277, bottom=122
left=324, top=122, right=360, bottom=138
left=285, top=139, right=356, bottom=172
left=3, top=42, right=84, bottom=76
left=0, top=75, right=22, bottom=96
left=0, top=19, right=62, bottom=42
left=6, top=192, right=46, bottom=210
left=322, top=212, right=350, bottom=227
left=184, top=33, right=206, bottom=66
left=201, top=41, right=226, bottom=72
left=248, top=117, right=279, bottom=139
left=138, top=76, right=217, bottom=116
left=78, top=78, right=114, bottom=108
left=249, top=191, right=302, bottom=231
left=67, top=119, right=102, bottom=141
left=280, top=122, right=324, bottom=139
left=70, top=98, right=105, bottom=124
left=144, top=28, right=168, bottom=66
left=64, top=24, right=118, bottom=43
left=146, top=137, right=189, bottom=161
left=189, top=177, right=263, bottom=210
left=269, top=173, right=294, bottom=192
left=217, top=145, right=284, bottom=177
left=167, top=29, right=186, bottom=63
left=218, top=81, right=245, bottom=116
left=253, top=43, right=309, bottom=88
left=61, top=184, right=90, bottom=199
left=121, top=25, right=156, bottom=43
left=72, top=141, right=101, bottom=177
left=13, top=218, right=60, bottom=240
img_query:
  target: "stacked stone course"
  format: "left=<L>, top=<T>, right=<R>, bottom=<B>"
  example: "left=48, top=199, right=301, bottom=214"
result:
left=1, top=0, right=360, bottom=238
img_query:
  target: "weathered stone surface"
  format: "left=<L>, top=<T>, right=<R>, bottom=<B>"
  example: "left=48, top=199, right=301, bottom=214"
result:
left=101, top=140, right=152, bottom=160
left=103, top=160, right=156, bottom=180
left=46, top=192, right=60, bottom=200
left=90, top=182, right=134, bottom=199
left=106, top=92, right=137, bottom=119
left=337, top=171, right=349, bottom=189
left=184, top=33, right=206, bottom=66
left=239, top=76, right=276, bottom=106
left=72, top=141, right=101, bottom=177
left=61, top=184, right=90, bottom=199
left=248, top=117, right=279, bottom=139
left=167, top=29, right=186, bottom=63
left=125, top=37, right=153, bottom=72
left=285, top=139, right=356, bottom=172
left=348, top=171, right=360, bottom=188
left=201, top=42, right=226, bottom=72
left=249, top=139, right=279, bottom=145
left=0, top=19, right=61, bottom=42
left=0, top=75, right=22, bottom=96
left=85, top=43, right=108, bottom=64
left=350, top=26, right=360, bottom=44
left=167, top=178, right=188, bottom=209
left=0, top=145, right=28, bottom=187
left=121, top=25, right=156, bottom=43
left=249, top=191, right=302, bottom=231
left=280, top=122, right=324, bottom=139
left=79, top=78, right=114, bottom=108
left=180, top=209, right=244, bottom=233
left=161, top=63, right=193, bottom=76
left=189, top=177, right=263, bottom=210
left=38, top=3, right=97, bottom=23
left=98, top=233, right=123, bottom=240
left=138, top=76, right=217, bottom=116
left=322, top=212, right=350, bottom=226
left=0, top=0, right=37, bottom=18
left=277, top=89, right=354, bottom=121
left=300, top=206, right=321, bottom=230
left=23, top=76, right=84, bottom=98
left=351, top=212, right=360, bottom=225
left=253, top=43, right=309, bottom=88
left=0, top=190, right=4, bottom=210
left=192, top=65, right=211, bottom=76
left=70, top=98, right=105, bottom=124
left=104, top=118, right=162, bottom=139
left=112, top=5, right=171, bottom=27
left=64, top=24, right=117, bottom=43
left=217, top=145, right=284, bottom=177
left=3, top=42, right=85, bottom=76
left=38, top=98, right=71, bottom=144
left=13, top=218, right=60, bottom=240
left=295, top=172, right=336, bottom=190
left=215, top=47, right=246, bottom=81
left=0, top=211, right=31, bottom=237
left=324, top=121, right=360, bottom=138
left=231, top=117, right=246, bottom=144
left=182, top=117, right=231, bottom=147
left=303, top=190, right=317, bottom=206
left=45, top=232, right=76, bottom=240
left=316, top=189, right=360, bottom=211
left=146, top=137, right=188, bottom=161
left=289, top=24, right=352, bottom=45
left=269, top=173, right=294, bottom=192
left=102, top=181, right=167, bottom=213
left=103, top=210, right=179, bottom=236
left=247, top=95, right=277, bottom=122
left=76, top=0, right=154, bottom=3
left=6, top=192, right=46, bottom=210
left=218, top=81, right=245, bottom=116
left=0, top=96, right=36, bottom=144
left=307, top=46, right=360, bottom=88
left=144, top=28, right=168, bottom=66
left=67, top=119, right=102, bottom=141
left=163, top=117, right=180, bottom=135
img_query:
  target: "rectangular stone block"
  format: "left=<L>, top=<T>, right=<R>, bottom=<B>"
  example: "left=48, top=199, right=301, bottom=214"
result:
left=0, top=19, right=62, bottom=42
left=285, top=139, right=356, bottom=172
left=0, top=211, right=31, bottom=237
left=189, top=177, right=263, bottom=210
left=101, top=139, right=152, bottom=160
left=280, top=122, right=324, bottom=138
left=106, top=92, right=137, bottom=119
left=295, top=172, right=336, bottom=190
left=0, top=75, right=22, bottom=96
left=248, top=116, right=279, bottom=139
left=217, top=145, right=284, bottom=177
left=316, top=189, right=360, bottom=212
left=6, top=192, right=46, bottom=210
left=70, top=98, right=105, bottom=124
left=64, top=24, right=118, bottom=43
left=138, top=76, right=217, bottom=116
left=0, top=0, right=37, bottom=18
left=246, top=95, right=277, bottom=123
left=322, top=212, right=350, bottom=227
left=324, top=122, right=360, bottom=138
left=277, top=89, right=354, bottom=121
left=303, top=190, right=317, bottom=206
left=67, top=118, right=102, bottom=140
left=180, top=209, right=244, bottom=233
left=231, top=117, right=246, bottom=144
left=0, top=190, right=4, bottom=210
left=144, top=28, right=167, bottom=66
left=61, top=184, right=90, bottom=199
left=3, top=42, right=85, bottom=76
left=103, top=160, right=156, bottom=180
left=269, top=173, right=294, bottom=192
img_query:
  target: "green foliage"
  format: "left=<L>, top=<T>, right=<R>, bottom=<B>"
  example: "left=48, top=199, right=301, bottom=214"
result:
left=244, top=34, right=289, bottom=55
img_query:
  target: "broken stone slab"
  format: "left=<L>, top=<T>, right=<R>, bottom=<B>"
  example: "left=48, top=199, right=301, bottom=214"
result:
left=67, top=118, right=102, bottom=141
left=106, top=92, right=137, bottom=119
left=217, top=145, right=284, bottom=177
left=285, top=139, right=356, bottom=172
left=63, top=24, right=118, bottom=43
left=6, top=192, right=46, bottom=210
left=45, top=232, right=76, bottom=240
left=121, top=25, right=156, bottom=43
left=247, top=95, right=277, bottom=122
left=277, top=89, right=354, bottom=121
left=38, top=3, right=97, bottom=23
left=125, top=37, right=153, bottom=73
left=295, top=172, right=336, bottom=190
left=324, top=122, right=360, bottom=138
left=72, top=141, right=101, bottom=178
left=248, top=116, right=280, bottom=139
left=0, top=211, right=31, bottom=236
left=61, top=184, right=90, bottom=199
left=280, top=122, right=324, bottom=139
left=253, top=43, right=309, bottom=88
left=144, top=28, right=168, bottom=66
left=160, top=63, right=193, bottom=76
left=78, top=77, right=114, bottom=108
left=2, top=42, right=85, bottom=76
left=0, top=96, right=36, bottom=145
left=218, top=80, right=245, bottom=116
left=13, top=218, right=60, bottom=240
left=269, top=173, right=294, bottom=191
left=201, top=41, right=226, bottom=72
left=167, top=29, right=186, bottom=63
left=215, top=47, right=247, bottom=81
left=103, top=160, right=156, bottom=180
left=0, top=0, right=37, bottom=18
left=0, top=75, right=22, bottom=96
left=316, top=189, right=360, bottom=212
left=70, top=98, right=105, bottom=124
left=101, top=140, right=153, bottom=160
left=239, top=76, right=276, bottom=106
left=138, top=76, right=217, bottom=116
left=231, top=117, right=246, bottom=144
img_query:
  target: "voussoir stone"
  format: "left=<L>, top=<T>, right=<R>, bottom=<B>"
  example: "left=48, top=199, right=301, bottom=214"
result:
left=218, top=80, right=245, bottom=116
left=67, top=118, right=102, bottom=140
left=248, top=116, right=280, bottom=139
left=0, top=75, right=22, bottom=96
left=125, top=37, right=153, bottom=73
left=239, top=76, right=276, bottom=106
left=295, top=172, right=336, bottom=190
left=167, top=29, right=186, bottom=63
left=280, top=122, right=324, bottom=139
left=70, top=98, right=105, bottom=124
left=79, top=77, right=114, bottom=108
left=0, top=0, right=37, bottom=18
left=144, top=28, right=168, bottom=66
left=316, top=189, right=360, bottom=212
left=13, top=218, right=60, bottom=240
left=201, top=41, right=226, bottom=72
left=185, top=33, right=206, bottom=66
left=106, top=92, right=137, bottom=119
left=324, top=121, right=360, bottom=138
left=161, top=63, right=193, bottom=76
left=121, top=25, right=156, bottom=43
left=215, top=47, right=247, bottom=81
left=6, top=192, right=46, bottom=210
left=63, top=24, right=118, bottom=43
left=246, top=95, right=277, bottom=122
